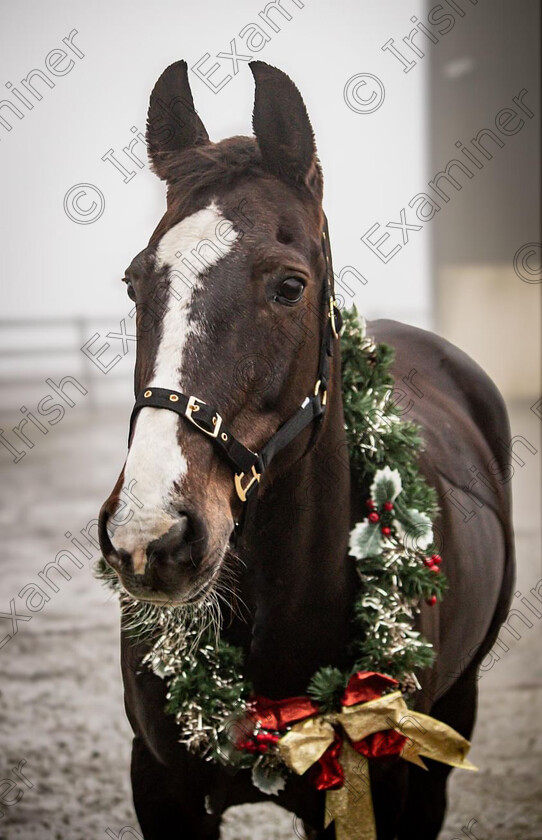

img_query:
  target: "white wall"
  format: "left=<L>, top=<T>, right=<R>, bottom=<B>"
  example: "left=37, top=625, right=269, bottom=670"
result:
left=0, top=0, right=431, bottom=328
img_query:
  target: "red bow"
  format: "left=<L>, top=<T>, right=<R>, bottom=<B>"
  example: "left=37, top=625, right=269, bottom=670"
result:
left=246, top=671, right=407, bottom=790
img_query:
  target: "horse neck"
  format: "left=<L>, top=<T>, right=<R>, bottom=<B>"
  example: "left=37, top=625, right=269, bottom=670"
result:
left=235, top=353, right=355, bottom=697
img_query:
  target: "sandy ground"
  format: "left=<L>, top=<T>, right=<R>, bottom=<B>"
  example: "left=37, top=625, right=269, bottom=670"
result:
left=0, top=399, right=540, bottom=840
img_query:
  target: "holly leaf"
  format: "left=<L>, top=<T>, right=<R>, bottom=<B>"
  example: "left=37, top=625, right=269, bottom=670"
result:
left=349, top=521, right=382, bottom=559
left=370, top=466, right=402, bottom=507
left=251, top=757, right=287, bottom=796
left=393, top=509, right=433, bottom=551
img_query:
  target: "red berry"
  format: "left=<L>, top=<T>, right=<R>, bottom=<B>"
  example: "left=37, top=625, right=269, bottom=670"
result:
left=368, top=512, right=380, bottom=523
left=429, top=565, right=440, bottom=573
left=237, top=740, right=258, bottom=753
left=423, top=557, right=434, bottom=567
left=431, top=554, right=442, bottom=565
left=255, top=732, right=279, bottom=745
left=366, top=499, right=375, bottom=510
left=384, top=501, right=394, bottom=511
left=381, top=526, right=391, bottom=536
left=426, top=595, right=438, bottom=606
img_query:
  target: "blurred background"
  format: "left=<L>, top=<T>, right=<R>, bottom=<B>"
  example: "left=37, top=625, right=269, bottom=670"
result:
left=0, top=0, right=540, bottom=838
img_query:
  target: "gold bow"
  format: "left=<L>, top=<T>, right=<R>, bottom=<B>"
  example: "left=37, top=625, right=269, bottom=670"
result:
left=278, top=691, right=476, bottom=840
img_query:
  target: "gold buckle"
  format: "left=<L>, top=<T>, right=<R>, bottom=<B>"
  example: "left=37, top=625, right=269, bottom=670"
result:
left=329, top=297, right=340, bottom=340
left=234, top=465, right=261, bottom=502
left=313, top=379, right=328, bottom=407
left=185, top=396, right=222, bottom=438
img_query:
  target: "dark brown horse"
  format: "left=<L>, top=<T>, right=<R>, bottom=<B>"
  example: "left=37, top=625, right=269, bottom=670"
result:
left=98, top=61, right=514, bottom=839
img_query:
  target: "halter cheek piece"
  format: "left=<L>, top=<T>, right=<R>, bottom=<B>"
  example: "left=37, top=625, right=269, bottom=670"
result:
left=128, top=216, right=342, bottom=540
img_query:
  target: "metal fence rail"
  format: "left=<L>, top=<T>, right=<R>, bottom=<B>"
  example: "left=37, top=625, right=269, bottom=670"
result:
left=0, top=317, right=132, bottom=412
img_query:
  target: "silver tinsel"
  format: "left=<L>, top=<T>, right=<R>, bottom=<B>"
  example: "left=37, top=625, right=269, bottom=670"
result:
left=94, top=559, right=248, bottom=756
left=354, top=541, right=434, bottom=689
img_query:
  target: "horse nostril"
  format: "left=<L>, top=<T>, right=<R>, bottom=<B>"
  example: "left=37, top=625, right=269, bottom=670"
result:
left=145, top=517, right=189, bottom=569
left=116, top=548, right=132, bottom=568
left=101, top=545, right=131, bottom=573
left=176, top=512, right=196, bottom=546
left=178, top=510, right=206, bottom=548
left=145, top=512, right=208, bottom=570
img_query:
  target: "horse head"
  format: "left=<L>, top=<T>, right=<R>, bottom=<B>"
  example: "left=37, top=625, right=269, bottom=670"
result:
left=98, top=61, right=337, bottom=605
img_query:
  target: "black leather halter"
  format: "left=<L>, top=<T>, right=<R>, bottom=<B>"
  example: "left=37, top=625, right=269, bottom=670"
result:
left=128, top=216, right=342, bottom=539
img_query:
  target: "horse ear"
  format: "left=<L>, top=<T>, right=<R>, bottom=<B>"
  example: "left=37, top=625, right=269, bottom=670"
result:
left=249, top=61, right=322, bottom=199
left=146, top=60, right=209, bottom=180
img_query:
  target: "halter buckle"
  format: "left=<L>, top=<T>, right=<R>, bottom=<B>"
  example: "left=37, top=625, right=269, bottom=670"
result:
left=234, top=464, right=261, bottom=502
left=185, top=396, right=223, bottom=438
left=314, top=379, right=328, bottom=407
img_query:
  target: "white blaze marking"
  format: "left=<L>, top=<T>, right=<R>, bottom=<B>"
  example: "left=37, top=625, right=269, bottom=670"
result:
left=111, top=202, right=238, bottom=570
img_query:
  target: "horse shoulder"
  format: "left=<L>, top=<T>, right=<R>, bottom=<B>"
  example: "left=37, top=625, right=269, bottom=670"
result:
left=367, top=318, right=512, bottom=512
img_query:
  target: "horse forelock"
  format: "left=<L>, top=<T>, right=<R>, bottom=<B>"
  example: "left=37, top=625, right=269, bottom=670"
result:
left=149, top=136, right=320, bottom=244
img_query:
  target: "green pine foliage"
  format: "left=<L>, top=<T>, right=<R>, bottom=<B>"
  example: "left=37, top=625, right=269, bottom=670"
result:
left=307, top=667, right=346, bottom=713
left=166, top=639, right=249, bottom=731
left=341, top=308, right=439, bottom=519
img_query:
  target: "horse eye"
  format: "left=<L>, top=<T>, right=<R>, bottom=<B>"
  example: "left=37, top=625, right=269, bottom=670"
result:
left=123, top=277, right=136, bottom=301
left=276, top=277, right=305, bottom=304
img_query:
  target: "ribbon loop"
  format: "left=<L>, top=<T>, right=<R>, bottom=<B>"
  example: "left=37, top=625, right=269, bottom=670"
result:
left=274, top=671, right=477, bottom=840
left=279, top=717, right=335, bottom=776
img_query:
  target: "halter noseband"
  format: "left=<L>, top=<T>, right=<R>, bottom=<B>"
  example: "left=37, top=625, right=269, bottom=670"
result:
left=128, top=216, right=342, bottom=538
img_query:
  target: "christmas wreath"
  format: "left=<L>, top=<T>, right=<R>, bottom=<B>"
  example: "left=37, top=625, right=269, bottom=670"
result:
left=97, top=310, right=475, bottom=840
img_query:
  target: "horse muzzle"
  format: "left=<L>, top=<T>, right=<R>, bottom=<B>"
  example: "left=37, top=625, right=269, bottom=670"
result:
left=98, top=503, right=223, bottom=604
